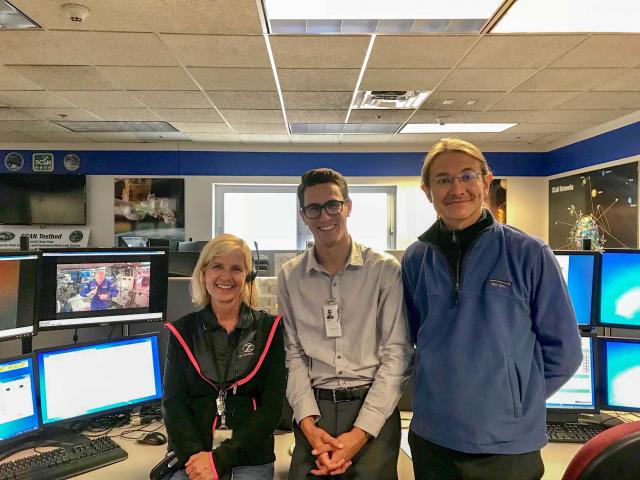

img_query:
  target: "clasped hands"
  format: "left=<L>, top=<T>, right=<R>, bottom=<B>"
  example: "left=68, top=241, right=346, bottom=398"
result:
left=300, top=417, right=369, bottom=476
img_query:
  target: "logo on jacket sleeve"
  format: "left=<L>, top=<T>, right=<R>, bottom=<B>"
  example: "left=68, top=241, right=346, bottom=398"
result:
left=489, top=279, right=512, bottom=288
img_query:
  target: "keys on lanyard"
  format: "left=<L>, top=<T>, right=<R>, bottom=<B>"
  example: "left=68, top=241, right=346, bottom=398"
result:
left=216, top=389, right=228, bottom=428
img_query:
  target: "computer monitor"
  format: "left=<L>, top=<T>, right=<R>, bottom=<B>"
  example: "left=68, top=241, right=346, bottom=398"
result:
left=177, top=240, right=208, bottom=252
left=36, top=335, right=163, bottom=426
left=37, top=248, right=168, bottom=330
left=0, top=252, right=39, bottom=341
left=599, top=250, right=640, bottom=328
left=598, top=337, right=640, bottom=412
left=118, top=236, right=149, bottom=248
left=553, top=250, right=600, bottom=329
left=546, top=336, right=598, bottom=417
left=0, top=355, right=40, bottom=448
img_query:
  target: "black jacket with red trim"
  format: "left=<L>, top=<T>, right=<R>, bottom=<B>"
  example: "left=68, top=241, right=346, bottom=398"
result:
left=162, top=305, right=285, bottom=477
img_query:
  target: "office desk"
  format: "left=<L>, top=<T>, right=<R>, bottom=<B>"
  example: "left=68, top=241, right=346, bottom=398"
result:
left=1, top=431, right=583, bottom=480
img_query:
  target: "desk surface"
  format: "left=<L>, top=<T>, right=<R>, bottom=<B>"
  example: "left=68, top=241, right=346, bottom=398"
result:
left=2, top=427, right=583, bottom=480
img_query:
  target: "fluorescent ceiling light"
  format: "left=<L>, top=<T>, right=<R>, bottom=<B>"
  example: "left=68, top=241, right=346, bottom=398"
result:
left=0, top=0, right=39, bottom=28
left=263, top=0, right=502, bottom=34
left=493, top=0, right=640, bottom=33
left=401, top=123, right=517, bottom=134
left=290, top=123, right=400, bottom=134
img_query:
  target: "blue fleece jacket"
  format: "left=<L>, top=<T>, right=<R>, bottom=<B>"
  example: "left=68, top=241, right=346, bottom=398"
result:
left=402, top=219, right=583, bottom=454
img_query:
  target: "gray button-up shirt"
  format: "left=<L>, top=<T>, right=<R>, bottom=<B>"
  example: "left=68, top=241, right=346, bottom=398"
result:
left=278, top=240, right=412, bottom=437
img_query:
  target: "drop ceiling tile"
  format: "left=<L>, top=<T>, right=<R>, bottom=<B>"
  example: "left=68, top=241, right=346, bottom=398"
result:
left=131, top=91, right=211, bottom=109
left=527, top=109, right=635, bottom=124
left=171, top=122, right=233, bottom=133
left=207, top=91, right=281, bottom=109
left=421, top=91, right=505, bottom=111
left=7, top=66, right=118, bottom=91
left=162, top=35, right=270, bottom=67
left=0, top=31, right=177, bottom=66
left=439, top=69, right=537, bottom=91
left=410, top=109, right=535, bottom=124
left=134, top=132, right=189, bottom=142
left=135, top=0, right=263, bottom=34
left=97, top=67, right=199, bottom=90
left=593, top=69, right=640, bottom=91
left=360, top=69, right=449, bottom=91
left=230, top=124, right=288, bottom=134
left=19, top=108, right=101, bottom=121
left=533, top=132, right=567, bottom=145
left=279, top=69, right=359, bottom=92
left=0, top=108, right=42, bottom=120
left=270, top=36, right=371, bottom=68
left=289, top=134, right=343, bottom=144
left=219, top=109, right=284, bottom=124
left=188, top=68, right=276, bottom=91
left=551, top=35, right=640, bottom=68
left=56, top=91, right=145, bottom=109
left=515, top=68, right=627, bottom=92
left=0, top=66, right=42, bottom=90
left=28, top=132, right=93, bottom=143
left=340, top=134, right=393, bottom=144
left=80, top=132, right=141, bottom=142
left=89, top=109, right=163, bottom=121
left=286, top=110, right=347, bottom=123
left=186, top=133, right=241, bottom=142
left=0, top=131, right=45, bottom=142
left=348, top=110, right=413, bottom=124
left=491, top=92, right=579, bottom=110
left=283, top=92, right=352, bottom=110
left=1, top=120, right=70, bottom=134
left=460, top=35, right=587, bottom=68
left=152, top=108, right=224, bottom=122
left=489, top=130, right=551, bottom=143
left=556, top=92, right=640, bottom=109
left=504, top=123, right=596, bottom=134
left=236, top=134, right=291, bottom=143
left=368, top=35, right=478, bottom=68
left=390, top=133, right=446, bottom=144
left=0, top=91, right=74, bottom=108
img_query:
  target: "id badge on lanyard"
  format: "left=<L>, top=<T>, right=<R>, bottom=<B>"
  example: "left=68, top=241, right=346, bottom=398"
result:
left=323, top=297, right=342, bottom=338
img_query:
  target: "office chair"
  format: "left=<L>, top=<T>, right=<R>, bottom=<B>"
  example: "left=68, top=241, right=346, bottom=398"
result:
left=561, top=420, right=640, bottom=480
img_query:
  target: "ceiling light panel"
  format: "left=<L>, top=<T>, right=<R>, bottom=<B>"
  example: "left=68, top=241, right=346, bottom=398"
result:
left=264, top=0, right=502, bottom=34
left=290, top=123, right=400, bottom=134
left=493, top=0, right=640, bottom=33
left=0, top=0, right=39, bottom=28
left=401, top=123, right=517, bottom=133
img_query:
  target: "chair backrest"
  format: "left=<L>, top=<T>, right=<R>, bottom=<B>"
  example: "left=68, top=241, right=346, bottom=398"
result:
left=562, top=421, right=640, bottom=480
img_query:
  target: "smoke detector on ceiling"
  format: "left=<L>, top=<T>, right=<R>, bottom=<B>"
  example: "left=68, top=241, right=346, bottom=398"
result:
left=62, top=3, right=90, bottom=23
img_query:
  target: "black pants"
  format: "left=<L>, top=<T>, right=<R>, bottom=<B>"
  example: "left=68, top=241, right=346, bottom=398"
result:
left=289, top=397, right=400, bottom=480
left=408, top=430, right=544, bottom=480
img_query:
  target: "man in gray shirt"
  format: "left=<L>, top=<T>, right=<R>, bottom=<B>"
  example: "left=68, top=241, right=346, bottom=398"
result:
left=278, top=168, right=412, bottom=479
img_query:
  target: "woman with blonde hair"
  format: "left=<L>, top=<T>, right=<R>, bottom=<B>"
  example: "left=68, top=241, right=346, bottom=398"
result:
left=161, top=234, right=285, bottom=480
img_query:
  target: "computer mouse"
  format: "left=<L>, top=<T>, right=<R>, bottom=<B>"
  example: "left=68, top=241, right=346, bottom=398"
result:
left=137, top=431, right=167, bottom=446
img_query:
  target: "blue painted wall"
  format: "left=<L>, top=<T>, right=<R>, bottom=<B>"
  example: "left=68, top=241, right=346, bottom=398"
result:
left=1, top=121, right=638, bottom=177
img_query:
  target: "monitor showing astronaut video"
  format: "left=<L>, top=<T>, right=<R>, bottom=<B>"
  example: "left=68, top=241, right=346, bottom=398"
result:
left=38, top=249, right=167, bottom=330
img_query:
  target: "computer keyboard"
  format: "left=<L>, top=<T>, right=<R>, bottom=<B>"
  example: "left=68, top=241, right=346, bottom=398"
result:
left=546, top=422, right=609, bottom=443
left=0, top=435, right=127, bottom=480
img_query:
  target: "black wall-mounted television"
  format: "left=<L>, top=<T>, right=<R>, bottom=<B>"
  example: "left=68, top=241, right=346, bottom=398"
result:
left=0, top=174, right=86, bottom=225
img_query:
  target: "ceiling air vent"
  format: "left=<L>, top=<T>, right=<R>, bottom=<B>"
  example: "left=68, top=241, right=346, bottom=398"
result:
left=54, top=121, right=178, bottom=133
left=352, top=90, right=431, bottom=110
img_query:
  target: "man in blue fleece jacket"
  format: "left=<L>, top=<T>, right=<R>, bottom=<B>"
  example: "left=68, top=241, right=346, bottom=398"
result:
left=402, top=138, right=583, bottom=480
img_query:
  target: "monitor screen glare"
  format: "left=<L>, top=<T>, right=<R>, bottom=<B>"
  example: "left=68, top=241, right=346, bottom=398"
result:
left=37, top=336, right=162, bottom=425
left=0, top=356, right=39, bottom=444
left=0, top=254, right=38, bottom=341
left=546, top=337, right=596, bottom=410
left=603, top=339, right=640, bottom=411
left=554, top=253, right=595, bottom=327
left=600, top=252, right=640, bottom=327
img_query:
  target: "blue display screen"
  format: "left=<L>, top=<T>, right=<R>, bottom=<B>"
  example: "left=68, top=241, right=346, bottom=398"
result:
left=38, top=336, right=163, bottom=425
left=0, top=356, right=39, bottom=444
left=600, top=252, right=640, bottom=327
left=604, top=340, right=640, bottom=411
left=554, top=253, right=595, bottom=326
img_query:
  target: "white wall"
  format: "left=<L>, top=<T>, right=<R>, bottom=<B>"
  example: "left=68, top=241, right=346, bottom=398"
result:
left=85, top=174, right=550, bottom=247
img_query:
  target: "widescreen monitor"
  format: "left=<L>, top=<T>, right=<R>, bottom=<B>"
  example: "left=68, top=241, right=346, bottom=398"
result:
left=599, top=250, right=640, bottom=328
left=546, top=336, right=597, bottom=413
left=0, top=174, right=86, bottom=225
left=0, top=252, right=39, bottom=341
left=0, top=355, right=40, bottom=447
left=598, top=337, right=640, bottom=412
left=553, top=250, right=599, bottom=328
left=36, top=335, right=163, bottom=425
left=37, top=248, right=168, bottom=330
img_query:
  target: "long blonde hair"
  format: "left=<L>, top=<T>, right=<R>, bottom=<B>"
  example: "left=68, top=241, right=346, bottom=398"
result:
left=421, top=138, right=491, bottom=186
left=190, top=234, right=258, bottom=308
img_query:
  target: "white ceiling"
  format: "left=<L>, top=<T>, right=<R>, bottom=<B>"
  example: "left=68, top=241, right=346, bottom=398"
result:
left=0, top=0, right=638, bottom=150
